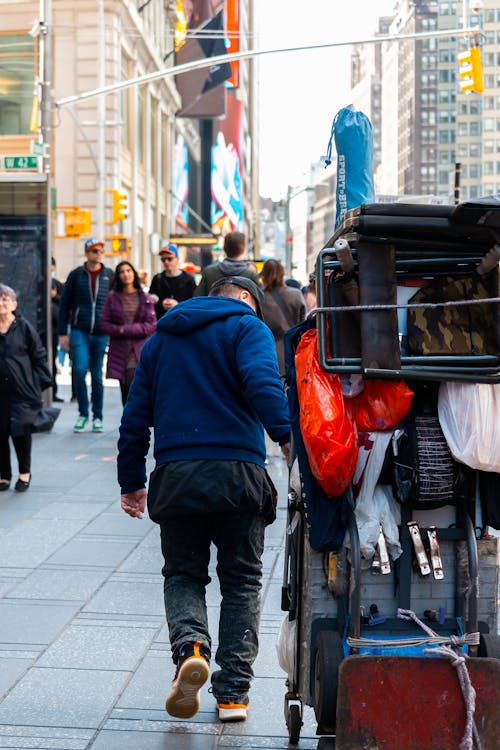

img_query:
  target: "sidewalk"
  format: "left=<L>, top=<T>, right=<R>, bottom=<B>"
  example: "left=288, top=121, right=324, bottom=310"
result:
left=0, top=383, right=319, bottom=749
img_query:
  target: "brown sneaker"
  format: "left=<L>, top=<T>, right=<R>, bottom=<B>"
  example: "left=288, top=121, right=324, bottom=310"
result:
left=165, top=640, right=210, bottom=719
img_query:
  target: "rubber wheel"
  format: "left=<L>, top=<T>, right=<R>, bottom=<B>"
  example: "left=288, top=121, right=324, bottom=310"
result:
left=312, top=630, right=343, bottom=732
left=288, top=704, right=302, bottom=746
left=478, top=633, right=500, bottom=659
left=317, top=737, right=336, bottom=750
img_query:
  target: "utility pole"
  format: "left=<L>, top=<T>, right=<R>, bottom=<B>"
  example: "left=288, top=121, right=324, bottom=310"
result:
left=39, top=0, right=53, bottom=403
left=96, top=0, right=105, bottom=240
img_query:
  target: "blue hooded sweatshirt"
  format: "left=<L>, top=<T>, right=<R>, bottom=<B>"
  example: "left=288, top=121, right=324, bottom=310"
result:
left=117, top=296, right=291, bottom=493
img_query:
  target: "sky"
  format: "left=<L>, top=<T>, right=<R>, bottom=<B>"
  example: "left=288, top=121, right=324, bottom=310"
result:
left=255, top=0, right=397, bottom=200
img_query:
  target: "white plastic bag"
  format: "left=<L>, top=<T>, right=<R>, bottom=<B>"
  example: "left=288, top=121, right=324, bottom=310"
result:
left=438, top=382, right=500, bottom=472
left=276, top=615, right=297, bottom=681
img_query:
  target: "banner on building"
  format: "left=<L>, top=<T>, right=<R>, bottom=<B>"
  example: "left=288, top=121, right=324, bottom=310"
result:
left=175, top=1, right=232, bottom=118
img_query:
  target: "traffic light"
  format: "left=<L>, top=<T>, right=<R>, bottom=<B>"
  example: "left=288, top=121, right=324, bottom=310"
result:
left=105, top=235, right=131, bottom=255
left=458, top=46, right=483, bottom=94
left=112, top=190, right=128, bottom=222
left=105, top=189, right=128, bottom=224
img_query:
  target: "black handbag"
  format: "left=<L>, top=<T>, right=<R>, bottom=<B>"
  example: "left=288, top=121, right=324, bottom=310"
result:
left=32, top=406, right=61, bottom=434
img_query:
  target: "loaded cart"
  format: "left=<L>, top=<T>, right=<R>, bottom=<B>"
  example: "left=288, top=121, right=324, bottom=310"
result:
left=280, top=200, right=500, bottom=750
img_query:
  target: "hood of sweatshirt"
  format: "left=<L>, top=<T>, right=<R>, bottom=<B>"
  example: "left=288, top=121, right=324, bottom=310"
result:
left=156, top=296, right=259, bottom=336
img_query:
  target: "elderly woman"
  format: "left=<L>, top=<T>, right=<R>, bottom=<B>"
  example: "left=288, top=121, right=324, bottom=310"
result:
left=260, top=259, right=306, bottom=375
left=0, top=284, right=52, bottom=492
left=100, top=261, right=157, bottom=405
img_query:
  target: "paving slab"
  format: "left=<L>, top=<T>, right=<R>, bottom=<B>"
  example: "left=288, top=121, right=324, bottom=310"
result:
left=5, top=568, right=110, bottom=602
left=0, top=601, right=80, bottom=646
left=38, top=624, right=159, bottom=671
left=0, top=667, right=130, bottom=729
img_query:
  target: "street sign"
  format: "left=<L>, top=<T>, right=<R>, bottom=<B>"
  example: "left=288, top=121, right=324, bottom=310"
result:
left=30, top=141, right=44, bottom=156
left=2, top=155, right=39, bottom=170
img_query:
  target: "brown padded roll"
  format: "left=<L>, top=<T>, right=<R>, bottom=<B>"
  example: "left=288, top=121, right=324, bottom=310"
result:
left=357, top=243, right=401, bottom=370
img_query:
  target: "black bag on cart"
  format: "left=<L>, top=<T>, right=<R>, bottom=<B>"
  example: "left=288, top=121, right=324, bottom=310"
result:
left=391, top=383, right=473, bottom=510
left=478, top=471, right=500, bottom=530
left=284, top=320, right=347, bottom=552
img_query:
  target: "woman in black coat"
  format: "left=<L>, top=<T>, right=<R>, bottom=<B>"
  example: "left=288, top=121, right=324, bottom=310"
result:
left=0, top=284, right=53, bottom=492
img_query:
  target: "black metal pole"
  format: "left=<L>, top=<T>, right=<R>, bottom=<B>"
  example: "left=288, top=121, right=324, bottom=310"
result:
left=200, top=119, right=214, bottom=268
left=454, top=162, right=461, bottom=205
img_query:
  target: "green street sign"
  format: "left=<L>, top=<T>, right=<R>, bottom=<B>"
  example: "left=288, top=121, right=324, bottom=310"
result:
left=2, top=155, right=39, bottom=170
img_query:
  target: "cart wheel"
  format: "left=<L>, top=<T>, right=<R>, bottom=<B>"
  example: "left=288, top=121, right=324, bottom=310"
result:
left=288, top=703, right=302, bottom=746
left=478, top=633, right=500, bottom=659
left=312, top=630, right=343, bottom=732
left=317, top=737, right=336, bottom=750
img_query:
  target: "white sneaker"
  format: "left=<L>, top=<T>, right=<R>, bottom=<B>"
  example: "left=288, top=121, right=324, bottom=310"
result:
left=92, top=418, right=104, bottom=433
left=73, top=416, right=88, bottom=432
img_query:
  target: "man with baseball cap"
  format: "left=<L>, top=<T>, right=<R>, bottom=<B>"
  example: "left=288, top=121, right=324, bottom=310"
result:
left=118, top=275, right=290, bottom=724
left=149, top=242, right=196, bottom=320
left=58, top=238, right=113, bottom=432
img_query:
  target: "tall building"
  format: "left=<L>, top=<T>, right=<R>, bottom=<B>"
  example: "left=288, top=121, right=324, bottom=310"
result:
left=0, top=1, right=258, bottom=281
left=349, top=0, right=498, bottom=202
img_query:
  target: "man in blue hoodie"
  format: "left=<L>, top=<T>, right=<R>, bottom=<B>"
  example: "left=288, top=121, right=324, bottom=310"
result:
left=118, top=276, right=290, bottom=724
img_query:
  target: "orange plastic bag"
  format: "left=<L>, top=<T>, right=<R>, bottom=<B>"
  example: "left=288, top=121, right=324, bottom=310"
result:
left=347, top=380, right=414, bottom=432
left=295, top=329, right=358, bottom=497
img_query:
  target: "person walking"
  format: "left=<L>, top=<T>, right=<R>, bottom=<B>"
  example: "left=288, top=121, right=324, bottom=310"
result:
left=58, top=238, right=114, bottom=433
left=148, top=243, right=196, bottom=320
left=194, top=232, right=258, bottom=296
left=100, top=261, right=157, bottom=406
left=260, top=259, right=306, bottom=375
left=0, top=284, right=53, bottom=492
left=117, top=276, right=290, bottom=724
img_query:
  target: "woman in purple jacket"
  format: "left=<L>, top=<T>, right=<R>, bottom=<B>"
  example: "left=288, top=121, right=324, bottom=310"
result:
left=100, top=261, right=157, bottom=405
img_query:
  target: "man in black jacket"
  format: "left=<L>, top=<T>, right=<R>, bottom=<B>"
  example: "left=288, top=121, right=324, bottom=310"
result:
left=58, top=238, right=113, bottom=433
left=149, top=243, right=196, bottom=320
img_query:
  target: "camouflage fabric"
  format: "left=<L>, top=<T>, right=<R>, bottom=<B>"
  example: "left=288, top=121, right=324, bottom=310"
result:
left=407, top=275, right=499, bottom=356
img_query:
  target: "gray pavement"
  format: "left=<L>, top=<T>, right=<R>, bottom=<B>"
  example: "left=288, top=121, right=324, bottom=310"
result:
left=0, top=383, right=319, bottom=749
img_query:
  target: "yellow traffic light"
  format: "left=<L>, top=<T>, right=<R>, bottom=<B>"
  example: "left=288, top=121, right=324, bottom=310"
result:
left=105, top=189, right=128, bottom=224
left=104, top=234, right=131, bottom=256
left=458, top=46, right=483, bottom=94
left=112, top=190, right=128, bottom=222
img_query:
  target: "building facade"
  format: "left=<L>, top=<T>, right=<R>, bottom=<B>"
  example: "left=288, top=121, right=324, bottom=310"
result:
left=0, top=0, right=258, bottom=281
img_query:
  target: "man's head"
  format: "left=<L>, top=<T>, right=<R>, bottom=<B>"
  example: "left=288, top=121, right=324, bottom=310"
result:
left=209, top=276, right=264, bottom=320
left=159, top=243, right=179, bottom=275
left=223, top=232, right=246, bottom=259
left=84, top=238, right=105, bottom=263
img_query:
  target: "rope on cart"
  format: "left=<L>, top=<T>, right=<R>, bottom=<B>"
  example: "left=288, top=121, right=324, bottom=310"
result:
left=397, top=608, right=483, bottom=750
left=308, top=295, right=500, bottom=317
left=346, top=632, right=480, bottom=650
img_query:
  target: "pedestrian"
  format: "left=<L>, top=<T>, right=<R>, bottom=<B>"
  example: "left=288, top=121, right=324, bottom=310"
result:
left=117, top=276, right=290, bottom=724
left=260, top=259, right=306, bottom=375
left=100, top=261, right=157, bottom=406
left=194, top=231, right=259, bottom=296
left=137, top=268, right=150, bottom=293
left=58, top=238, right=114, bottom=433
left=148, top=243, right=196, bottom=320
left=50, top=257, right=64, bottom=402
left=0, top=284, right=53, bottom=492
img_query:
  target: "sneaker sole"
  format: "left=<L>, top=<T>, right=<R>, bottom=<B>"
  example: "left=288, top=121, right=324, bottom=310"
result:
left=165, top=657, right=210, bottom=719
left=218, top=705, right=248, bottom=722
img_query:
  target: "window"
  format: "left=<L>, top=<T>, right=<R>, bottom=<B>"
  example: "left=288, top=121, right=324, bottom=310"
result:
left=0, top=33, right=36, bottom=135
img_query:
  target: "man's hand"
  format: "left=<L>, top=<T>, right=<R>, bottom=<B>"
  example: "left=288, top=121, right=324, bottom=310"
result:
left=280, top=442, right=291, bottom=466
left=59, top=335, right=70, bottom=352
left=162, top=298, right=178, bottom=311
left=121, top=488, right=147, bottom=519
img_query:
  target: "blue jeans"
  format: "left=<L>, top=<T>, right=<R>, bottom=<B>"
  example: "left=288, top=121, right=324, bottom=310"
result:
left=70, top=329, right=108, bottom=420
left=160, top=512, right=266, bottom=703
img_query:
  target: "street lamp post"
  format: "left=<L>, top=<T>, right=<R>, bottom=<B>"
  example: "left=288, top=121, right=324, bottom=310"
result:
left=284, top=184, right=313, bottom=279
